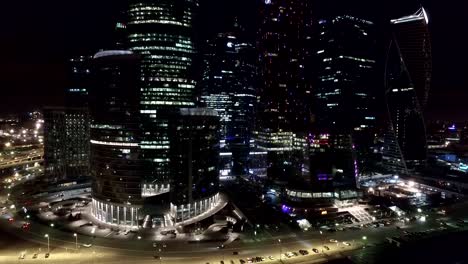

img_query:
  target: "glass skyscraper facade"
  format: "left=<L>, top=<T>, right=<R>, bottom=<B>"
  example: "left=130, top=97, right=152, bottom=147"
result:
left=200, top=27, right=256, bottom=176
left=383, top=8, right=431, bottom=174
left=89, top=51, right=144, bottom=227
left=169, top=108, right=220, bottom=222
left=312, top=15, right=377, bottom=190
left=257, top=0, right=312, bottom=181
left=126, top=0, right=199, bottom=193
left=257, top=0, right=312, bottom=133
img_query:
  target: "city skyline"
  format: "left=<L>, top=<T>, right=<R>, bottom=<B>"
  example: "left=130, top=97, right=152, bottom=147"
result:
left=1, top=1, right=468, bottom=264
left=0, top=0, right=466, bottom=120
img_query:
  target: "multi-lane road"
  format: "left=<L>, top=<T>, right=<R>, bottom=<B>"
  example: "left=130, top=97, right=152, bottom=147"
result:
left=2, top=201, right=466, bottom=264
left=2, top=172, right=468, bottom=264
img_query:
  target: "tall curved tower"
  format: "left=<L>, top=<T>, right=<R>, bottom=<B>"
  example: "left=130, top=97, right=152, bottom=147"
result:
left=126, top=0, right=198, bottom=194
left=383, top=8, right=432, bottom=173
left=90, top=51, right=143, bottom=227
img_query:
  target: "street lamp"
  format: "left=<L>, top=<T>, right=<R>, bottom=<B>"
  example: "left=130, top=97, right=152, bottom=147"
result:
left=278, top=239, right=282, bottom=261
left=319, top=231, right=324, bottom=254
left=44, top=234, right=50, bottom=252
left=362, top=236, right=367, bottom=248
left=73, top=233, right=78, bottom=251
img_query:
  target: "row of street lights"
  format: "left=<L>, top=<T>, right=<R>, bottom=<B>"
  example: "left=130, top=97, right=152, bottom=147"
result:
left=44, top=233, right=79, bottom=253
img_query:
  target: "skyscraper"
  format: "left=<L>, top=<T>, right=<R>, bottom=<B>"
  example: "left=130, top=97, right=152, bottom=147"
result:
left=257, top=0, right=312, bottom=180
left=43, top=107, right=90, bottom=182
left=66, top=56, right=92, bottom=108
left=169, top=108, right=220, bottom=222
left=126, top=0, right=199, bottom=192
left=89, top=50, right=143, bottom=227
left=383, top=8, right=431, bottom=174
left=200, top=24, right=256, bottom=175
left=257, top=0, right=312, bottom=133
left=312, top=15, right=377, bottom=190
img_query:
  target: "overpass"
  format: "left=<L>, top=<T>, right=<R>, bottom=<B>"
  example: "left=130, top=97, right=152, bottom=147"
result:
left=0, top=155, right=43, bottom=169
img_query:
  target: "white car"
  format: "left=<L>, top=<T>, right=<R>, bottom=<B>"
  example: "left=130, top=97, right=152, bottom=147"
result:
left=329, top=239, right=338, bottom=243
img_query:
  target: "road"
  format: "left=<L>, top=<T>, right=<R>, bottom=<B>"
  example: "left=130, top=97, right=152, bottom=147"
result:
left=3, top=174, right=468, bottom=263
left=1, top=203, right=465, bottom=264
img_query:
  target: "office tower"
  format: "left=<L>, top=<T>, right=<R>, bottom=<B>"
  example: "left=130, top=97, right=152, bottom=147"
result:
left=257, top=0, right=312, bottom=180
left=66, top=56, right=92, bottom=108
left=89, top=50, right=143, bottom=226
left=43, top=108, right=66, bottom=180
left=126, top=0, right=198, bottom=192
left=43, top=107, right=90, bottom=182
left=200, top=25, right=256, bottom=175
left=312, top=15, right=377, bottom=190
left=169, top=108, right=220, bottom=222
left=383, top=8, right=431, bottom=174
left=257, top=0, right=312, bottom=132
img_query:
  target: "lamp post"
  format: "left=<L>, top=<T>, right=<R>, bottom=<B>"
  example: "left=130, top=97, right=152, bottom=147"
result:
left=73, top=233, right=78, bottom=251
left=44, top=234, right=50, bottom=252
left=362, top=236, right=367, bottom=248
left=278, top=239, right=282, bottom=261
left=320, top=231, right=324, bottom=254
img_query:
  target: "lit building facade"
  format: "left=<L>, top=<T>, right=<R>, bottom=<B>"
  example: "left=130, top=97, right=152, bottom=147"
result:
left=169, top=108, right=220, bottom=222
left=312, top=15, right=377, bottom=191
left=126, top=0, right=199, bottom=193
left=383, top=8, right=431, bottom=174
left=43, top=107, right=90, bottom=182
left=257, top=0, right=312, bottom=180
left=89, top=51, right=144, bottom=227
left=200, top=27, right=256, bottom=176
left=257, top=0, right=312, bottom=132
left=66, top=56, right=92, bottom=108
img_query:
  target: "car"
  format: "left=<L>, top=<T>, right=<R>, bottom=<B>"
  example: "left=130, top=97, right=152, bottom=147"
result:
left=220, top=261, right=224, bottom=264
left=45, top=253, right=50, bottom=258
left=323, top=246, right=330, bottom=251
left=217, top=244, right=225, bottom=249
left=8, top=218, right=14, bottom=222
left=230, top=261, right=235, bottom=264
left=329, top=239, right=338, bottom=243
left=32, top=253, right=38, bottom=259
left=239, top=260, right=246, bottom=264
left=268, top=256, right=275, bottom=260
left=22, top=222, right=31, bottom=229
left=82, top=244, right=92, bottom=248
left=19, top=252, right=26, bottom=259
left=153, top=255, right=160, bottom=259
left=299, top=249, right=309, bottom=255
left=343, top=242, right=351, bottom=246
left=233, top=251, right=239, bottom=255
left=312, top=248, right=319, bottom=254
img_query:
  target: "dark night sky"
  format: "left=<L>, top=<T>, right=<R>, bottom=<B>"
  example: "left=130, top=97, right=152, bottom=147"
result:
left=0, top=0, right=466, bottom=121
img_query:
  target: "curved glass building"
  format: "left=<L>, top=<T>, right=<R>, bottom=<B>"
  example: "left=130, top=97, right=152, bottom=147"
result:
left=126, top=0, right=198, bottom=193
left=90, top=51, right=144, bottom=227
